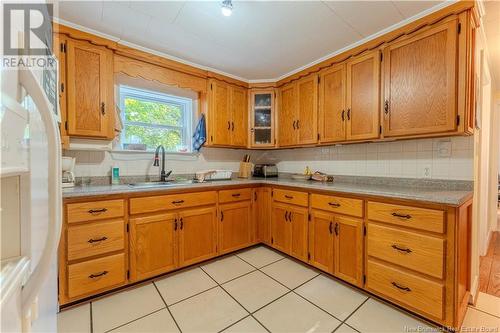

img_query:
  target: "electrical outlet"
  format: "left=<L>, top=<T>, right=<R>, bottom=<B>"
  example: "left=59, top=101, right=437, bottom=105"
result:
left=423, top=165, right=432, bottom=178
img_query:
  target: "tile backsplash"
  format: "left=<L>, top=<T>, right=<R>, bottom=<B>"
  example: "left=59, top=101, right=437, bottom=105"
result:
left=64, top=136, right=474, bottom=181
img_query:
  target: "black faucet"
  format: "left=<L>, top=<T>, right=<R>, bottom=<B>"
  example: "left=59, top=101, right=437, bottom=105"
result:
left=153, top=145, right=172, bottom=182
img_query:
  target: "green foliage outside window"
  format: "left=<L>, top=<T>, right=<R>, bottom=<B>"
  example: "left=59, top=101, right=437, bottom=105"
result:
left=123, top=97, right=184, bottom=151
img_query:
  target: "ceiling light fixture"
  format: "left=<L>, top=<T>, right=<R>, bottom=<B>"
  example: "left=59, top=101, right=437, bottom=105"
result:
left=221, top=0, right=233, bottom=17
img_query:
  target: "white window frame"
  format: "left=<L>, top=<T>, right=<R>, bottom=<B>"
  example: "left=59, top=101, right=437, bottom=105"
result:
left=119, top=85, right=193, bottom=152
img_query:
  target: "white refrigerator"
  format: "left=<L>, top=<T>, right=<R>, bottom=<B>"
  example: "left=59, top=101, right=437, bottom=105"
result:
left=1, top=61, right=62, bottom=331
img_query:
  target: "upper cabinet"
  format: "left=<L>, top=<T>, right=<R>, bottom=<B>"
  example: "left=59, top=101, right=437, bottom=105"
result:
left=278, top=75, right=318, bottom=147
left=382, top=19, right=459, bottom=137
left=346, top=50, right=381, bottom=141
left=318, top=64, right=346, bottom=144
left=250, top=90, right=276, bottom=148
left=207, top=79, right=248, bottom=147
left=64, top=38, right=115, bottom=139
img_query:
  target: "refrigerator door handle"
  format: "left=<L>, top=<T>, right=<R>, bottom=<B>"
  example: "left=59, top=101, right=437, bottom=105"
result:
left=18, top=68, right=62, bottom=314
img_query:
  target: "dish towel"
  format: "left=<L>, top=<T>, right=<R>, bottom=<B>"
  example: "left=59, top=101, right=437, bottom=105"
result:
left=192, top=113, right=207, bottom=152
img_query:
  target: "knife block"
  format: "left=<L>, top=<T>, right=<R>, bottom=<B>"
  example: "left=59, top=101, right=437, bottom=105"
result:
left=239, top=162, right=252, bottom=178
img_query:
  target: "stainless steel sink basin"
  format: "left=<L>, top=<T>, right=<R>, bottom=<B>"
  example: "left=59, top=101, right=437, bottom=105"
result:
left=128, top=180, right=197, bottom=188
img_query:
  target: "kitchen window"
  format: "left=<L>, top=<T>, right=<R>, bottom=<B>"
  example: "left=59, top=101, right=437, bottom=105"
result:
left=119, top=85, right=193, bottom=152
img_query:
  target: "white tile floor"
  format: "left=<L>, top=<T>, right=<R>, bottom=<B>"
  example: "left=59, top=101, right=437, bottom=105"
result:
left=58, top=246, right=499, bottom=333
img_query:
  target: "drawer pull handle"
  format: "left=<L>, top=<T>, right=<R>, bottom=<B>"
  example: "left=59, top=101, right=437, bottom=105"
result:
left=391, top=282, right=411, bottom=292
left=328, top=202, right=341, bottom=207
left=88, top=208, right=107, bottom=214
left=391, top=212, right=412, bottom=219
left=172, top=200, right=184, bottom=205
left=284, top=195, right=293, bottom=199
left=232, top=193, right=241, bottom=197
left=391, top=244, right=412, bottom=253
left=89, top=271, right=108, bottom=279
left=87, top=236, right=108, bottom=244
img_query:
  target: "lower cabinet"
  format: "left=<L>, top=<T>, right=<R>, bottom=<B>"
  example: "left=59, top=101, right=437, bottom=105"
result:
left=309, top=210, right=364, bottom=286
left=129, top=206, right=217, bottom=282
left=218, top=201, right=252, bottom=254
left=129, top=213, right=178, bottom=281
left=271, top=202, right=308, bottom=261
left=254, top=187, right=272, bottom=244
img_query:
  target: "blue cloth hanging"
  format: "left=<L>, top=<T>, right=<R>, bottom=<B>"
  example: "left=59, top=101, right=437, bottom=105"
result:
left=192, top=113, right=207, bottom=152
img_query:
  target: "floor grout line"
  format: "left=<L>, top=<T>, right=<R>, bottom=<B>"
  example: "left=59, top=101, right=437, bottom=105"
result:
left=467, top=305, right=500, bottom=319
left=338, top=296, right=370, bottom=329
left=90, top=302, right=94, bottom=333
left=152, top=282, right=183, bottom=333
left=167, top=284, right=221, bottom=307
left=102, top=307, right=166, bottom=333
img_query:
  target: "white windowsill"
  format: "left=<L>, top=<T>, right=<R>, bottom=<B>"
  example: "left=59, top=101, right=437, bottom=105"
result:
left=109, top=149, right=200, bottom=161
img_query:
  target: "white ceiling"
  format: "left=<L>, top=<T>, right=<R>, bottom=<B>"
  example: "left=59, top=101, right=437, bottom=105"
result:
left=483, top=1, right=500, bottom=88
left=54, top=1, right=450, bottom=81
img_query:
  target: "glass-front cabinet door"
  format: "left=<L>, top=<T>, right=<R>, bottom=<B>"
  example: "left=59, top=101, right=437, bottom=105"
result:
left=250, top=90, right=275, bottom=148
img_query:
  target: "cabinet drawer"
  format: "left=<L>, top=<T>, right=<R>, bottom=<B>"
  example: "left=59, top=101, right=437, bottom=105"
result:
left=367, top=224, right=444, bottom=279
left=67, top=253, right=126, bottom=299
left=311, top=194, right=363, bottom=217
left=67, top=220, right=125, bottom=261
left=273, top=189, right=308, bottom=207
left=130, top=191, right=217, bottom=214
left=366, top=260, right=444, bottom=320
left=367, top=202, right=444, bottom=233
left=67, top=199, right=124, bottom=224
left=219, top=188, right=252, bottom=203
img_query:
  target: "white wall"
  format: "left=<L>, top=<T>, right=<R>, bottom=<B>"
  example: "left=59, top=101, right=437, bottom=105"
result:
left=261, top=137, right=474, bottom=180
left=65, top=136, right=474, bottom=181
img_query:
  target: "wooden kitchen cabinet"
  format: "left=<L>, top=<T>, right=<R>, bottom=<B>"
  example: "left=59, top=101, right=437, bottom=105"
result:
left=277, top=75, right=318, bottom=147
left=309, top=210, right=334, bottom=273
left=208, top=79, right=248, bottom=147
left=271, top=201, right=308, bottom=261
left=383, top=20, right=459, bottom=137
left=65, top=38, right=114, bottom=139
left=219, top=201, right=252, bottom=254
left=129, top=213, right=178, bottom=281
left=254, top=187, right=271, bottom=244
left=318, top=64, right=346, bottom=143
left=250, top=90, right=276, bottom=148
left=178, top=206, right=217, bottom=267
left=334, top=216, right=363, bottom=286
left=346, top=50, right=380, bottom=141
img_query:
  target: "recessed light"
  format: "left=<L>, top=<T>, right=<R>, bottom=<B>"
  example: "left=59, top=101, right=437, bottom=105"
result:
left=221, top=0, right=233, bottom=17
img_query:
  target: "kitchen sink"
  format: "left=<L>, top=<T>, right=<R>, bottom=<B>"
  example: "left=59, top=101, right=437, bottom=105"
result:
left=128, top=180, right=197, bottom=188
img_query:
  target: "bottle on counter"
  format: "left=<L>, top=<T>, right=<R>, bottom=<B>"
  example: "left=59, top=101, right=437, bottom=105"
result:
left=111, top=165, right=120, bottom=185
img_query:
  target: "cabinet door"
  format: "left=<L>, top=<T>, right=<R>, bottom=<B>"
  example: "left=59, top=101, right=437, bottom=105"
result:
left=219, top=201, right=252, bottom=254
left=178, top=206, right=217, bottom=267
left=296, top=75, right=318, bottom=145
left=254, top=188, right=272, bottom=244
left=289, top=205, right=309, bottom=262
left=334, top=216, right=363, bottom=286
left=66, top=39, right=113, bottom=138
left=250, top=91, right=275, bottom=148
left=129, top=213, right=178, bottom=282
left=278, top=83, right=297, bottom=146
left=271, top=203, right=291, bottom=253
left=383, top=20, right=458, bottom=137
left=346, top=51, right=380, bottom=141
left=210, top=80, right=231, bottom=145
left=230, top=86, right=248, bottom=147
left=309, top=210, right=334, bottom=273
left=319, top=65, right=346, bottom=143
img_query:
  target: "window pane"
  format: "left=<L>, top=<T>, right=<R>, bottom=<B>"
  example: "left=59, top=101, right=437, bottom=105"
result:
left=124, top=125, right=182, bottom=151
left=124, top=97, right=182, bottom=126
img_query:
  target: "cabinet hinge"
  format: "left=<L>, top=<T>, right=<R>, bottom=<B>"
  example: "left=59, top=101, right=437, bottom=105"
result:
left=271, top=190, right=274, bottom=197
left=127, top=270, right=130, bottom=280
left=457, top=23, right=461, bottom=34
left=363, top=275, right=366, bottom=285
left=363, top=225, right=367, bottom=236
left=317, top=133, right=320, bottom=140
left=274, top=138, right=277, bottom=145
left=457, top=115, right=460, bottom=126
left=254, top=192, right=257, bottom=201
left=317, top=77, right=320, bottom=84
left=64, top=43, right=67, bottom=53
left=379, top=125, right=382, bottom=135
left=308, top=252, right=311, bottom=260
left=210, top=83, right=213, bottom=90
left=271, top=237, right=274, bottom=244
left=60, top=83, right=64, bottom=93
left=210, top=135, right=213, bottom=142
left=64, top=121, right=68, bottom=131
left=126, top=224, right=129, bottom=232
left=308, top=213, right=311, bottom=221
left=380, top=53, right=383, bottom=62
